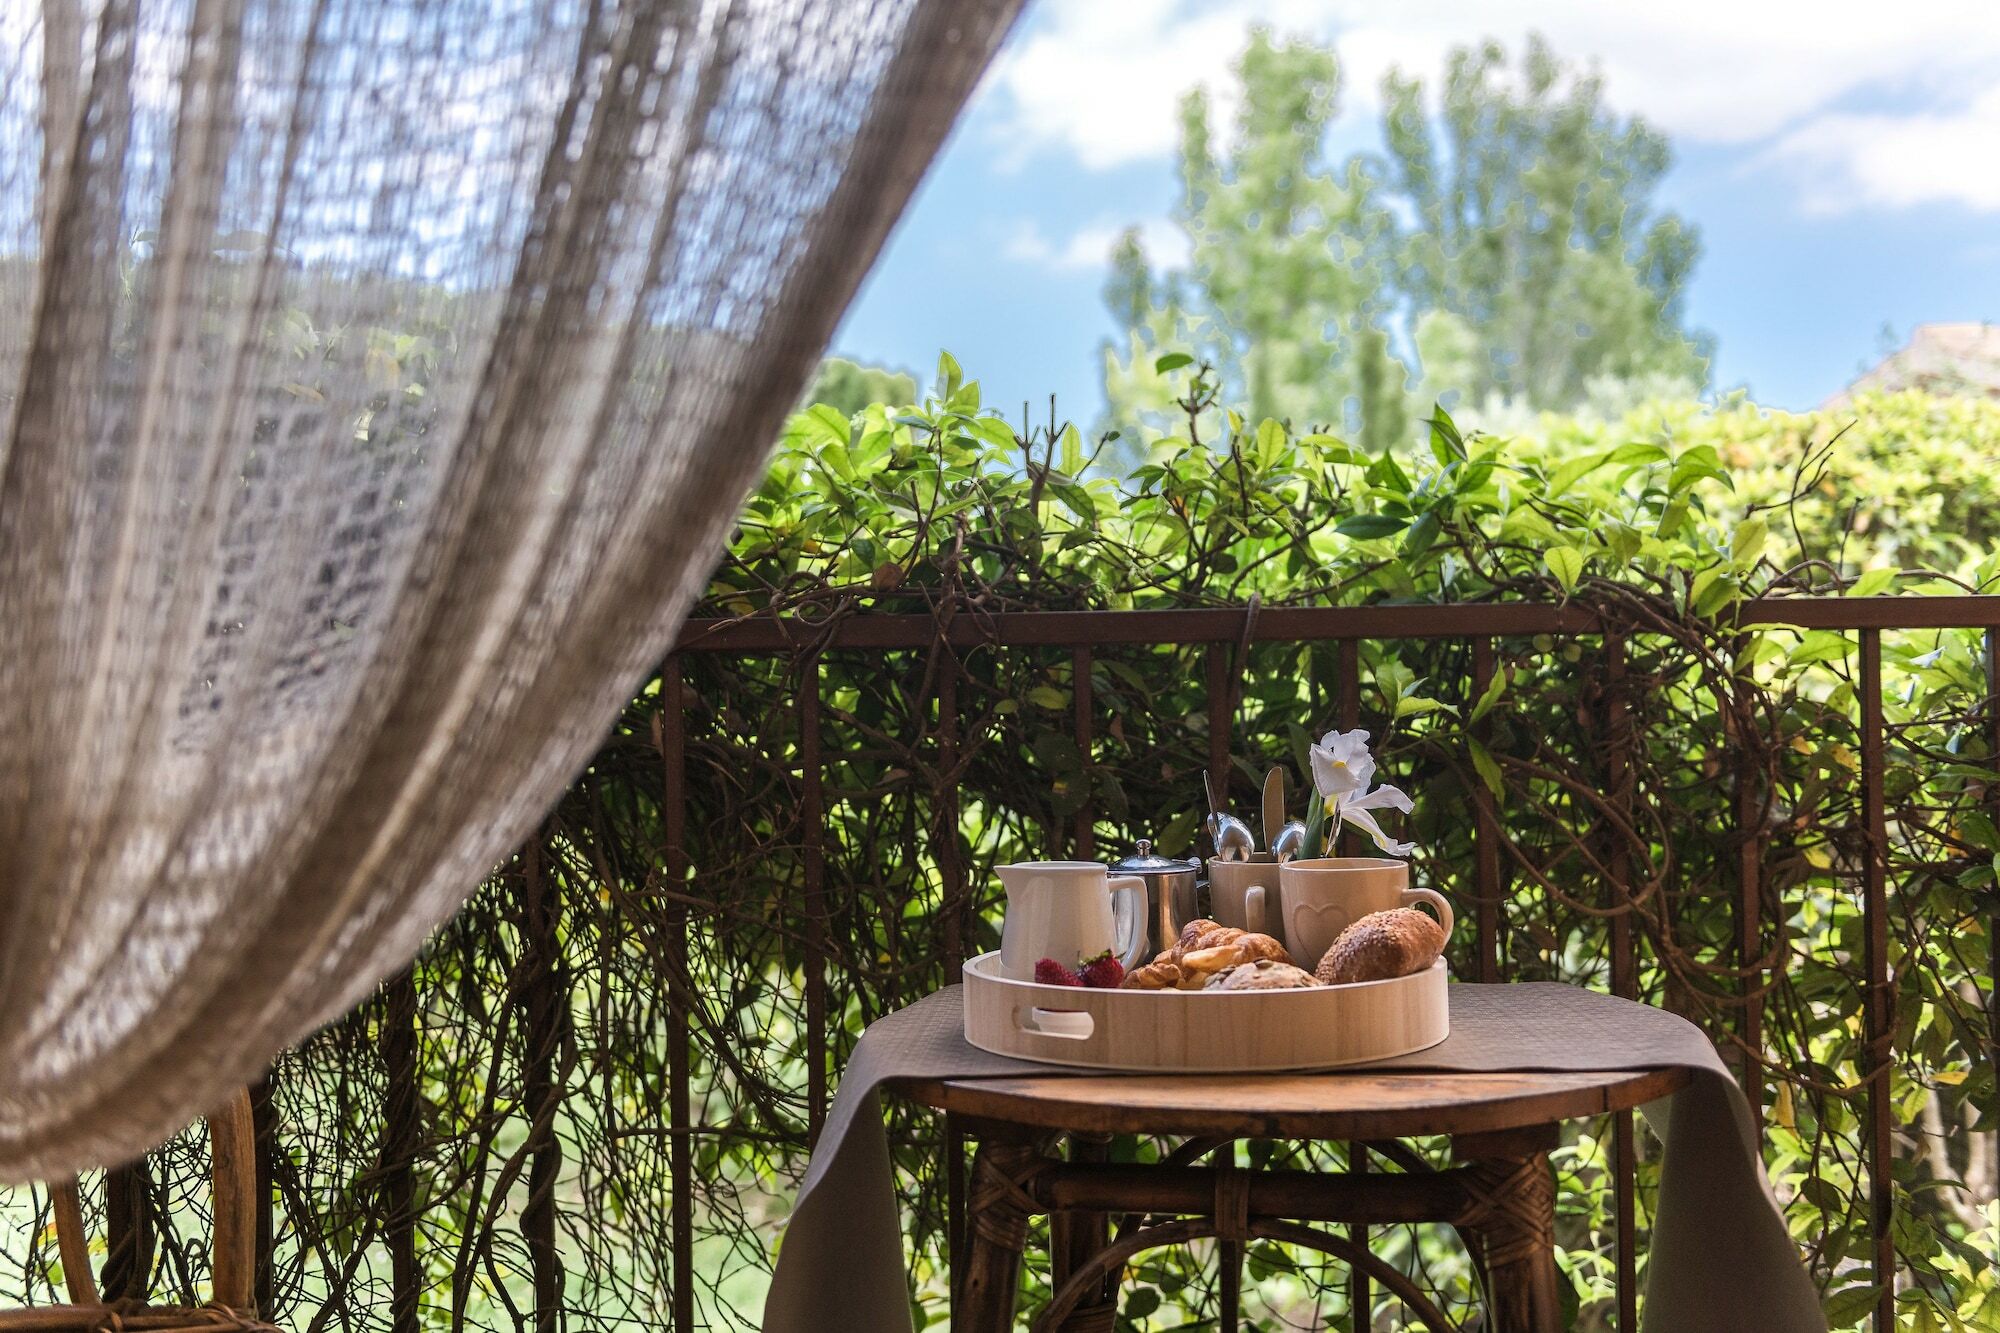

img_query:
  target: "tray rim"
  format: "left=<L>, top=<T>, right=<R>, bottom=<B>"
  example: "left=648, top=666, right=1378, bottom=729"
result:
left=961, top=950, right=1452, bottom=1072
left=962, top=949, right=1448, bottom=997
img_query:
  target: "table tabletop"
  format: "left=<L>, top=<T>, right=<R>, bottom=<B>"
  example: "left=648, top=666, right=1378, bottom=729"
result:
left=890, top=1066, right=1692, bottom=1139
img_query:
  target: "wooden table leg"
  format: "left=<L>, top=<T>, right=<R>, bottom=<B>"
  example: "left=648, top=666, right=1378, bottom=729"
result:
left=1049, top=1134, right=1117, bottom=1333
left=957, top=1138, right=1048, bottom=1333
left=1452, top=1126, right=1563, bottom=1333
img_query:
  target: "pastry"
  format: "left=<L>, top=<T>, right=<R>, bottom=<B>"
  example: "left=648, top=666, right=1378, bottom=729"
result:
left=1120, top=957, right=1185, bottom=990
left=1208, top=959, right=1320, bottom=990
left=1178, top=931, right=1292, bottom=977
left=1175, top=918, right=1224, bottom=951
left=1314, top=908, right=1447, bottom=985
left=1120, top=928, right=1294, bottom=988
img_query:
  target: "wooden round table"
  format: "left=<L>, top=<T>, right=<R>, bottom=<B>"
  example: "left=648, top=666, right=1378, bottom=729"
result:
left=892, top=1065, right=1690, bottom=1333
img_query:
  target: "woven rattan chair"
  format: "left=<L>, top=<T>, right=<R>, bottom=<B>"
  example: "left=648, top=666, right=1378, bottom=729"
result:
left=0, top=1090, right=276, bottom=1332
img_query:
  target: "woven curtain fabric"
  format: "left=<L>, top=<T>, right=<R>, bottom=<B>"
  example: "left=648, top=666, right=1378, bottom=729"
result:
left=0, top=0, right=1022, bottom=1181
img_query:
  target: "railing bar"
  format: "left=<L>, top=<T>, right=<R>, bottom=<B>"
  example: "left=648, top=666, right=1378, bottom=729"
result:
left=1335, top=640, right=1360, bottom=858
left=1605, top=630, right=1638, bottom=1329
left=1728, top=649, right=1765, bottom=1113
left=802, top=664, right=827, bottom=1147
left=1207, top=644, right=1231, bottom=818
left=945, top=1110, right=967, bottom=1305
left=1989, top=629, right=2000, bottom=1117
left=380, top=967, right=421, bottom=1333
left=1472, top=638, right=1501, bottom=984
left=1073, top=645, right=1094, bottom=859
left=518, top=845, right=563, bottom=1333
left=102, top=1161, right=152, bottom=1302
left=674, top=595, right=2000, bottom=653
left=939, top=652, right=964, bottom=974
left=657, top=658, right=694, bottom=1333
left=1859, top=628, right=1893, bottom=1333
left=249, top=1075, right=276, bottom=1318
left=1338, top=635, right=1368, bottom=1318
left=1348, top=1143, right=1370, bottom=1331
left=1337, top=640, right=1360, bottom=731
left=936, top=651, right=969, bottom=1315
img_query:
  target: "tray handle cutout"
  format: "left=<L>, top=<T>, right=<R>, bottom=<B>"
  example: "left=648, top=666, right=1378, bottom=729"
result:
left=1021, top=1006, right=1095, bottom=1040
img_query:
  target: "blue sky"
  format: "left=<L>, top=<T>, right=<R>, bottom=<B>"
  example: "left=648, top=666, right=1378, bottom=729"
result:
left=833, top=0, right=2000, bottom=424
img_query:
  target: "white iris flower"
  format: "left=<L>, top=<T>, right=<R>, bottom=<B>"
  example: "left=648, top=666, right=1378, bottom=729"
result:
left=1308, top=727, right=1415, bottom=857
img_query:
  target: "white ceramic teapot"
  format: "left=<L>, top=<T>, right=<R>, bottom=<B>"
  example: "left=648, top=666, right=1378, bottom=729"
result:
left=997, top=861, right=1149, bottom=981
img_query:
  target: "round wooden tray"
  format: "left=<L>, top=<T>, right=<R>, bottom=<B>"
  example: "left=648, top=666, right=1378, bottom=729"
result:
left=962, top=951, right=1448, bottom=1072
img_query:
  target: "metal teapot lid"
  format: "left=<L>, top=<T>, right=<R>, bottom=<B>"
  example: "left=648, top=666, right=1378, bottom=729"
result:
left=1109, top=839, right=1197, bottom=873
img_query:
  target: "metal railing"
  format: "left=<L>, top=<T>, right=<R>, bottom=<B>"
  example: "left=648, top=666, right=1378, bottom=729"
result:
left=659, top=594, right=2000, bottom=1332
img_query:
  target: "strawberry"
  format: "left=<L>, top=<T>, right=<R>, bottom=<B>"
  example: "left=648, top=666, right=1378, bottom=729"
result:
left=1079, top=950, right=1124, bottom=989
left=1034, top=957, right=1085, bottom=987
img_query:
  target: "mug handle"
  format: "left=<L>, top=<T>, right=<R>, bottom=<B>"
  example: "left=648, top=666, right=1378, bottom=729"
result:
left=1108, top=875, right=1151, bottom=971
left=1244, top=884, right=1270, bottom=938
left=1401, top=887, right=1455, bottom=940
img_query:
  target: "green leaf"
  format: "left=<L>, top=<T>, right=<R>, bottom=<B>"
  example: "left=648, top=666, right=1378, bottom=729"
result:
left=1153, top=352, right=1194, bottom=374
left=1255, top=418, right=1287, bottom=468
left=1337, top=514, right=1408, bottom=540
left=1731, top=516, right=1768, bottom=569
left=1849, top=567, right=1898, bottom=597
left=935, top=349, right=962, bottom=398
left=1427, top=404, right=1466, bottom=463
left=1300, top=792, right=1327, bottom=858
left=1059, top=423, right=1085, bottom=476
left=967, top=416, right=1016, bottom=451
left=1788, top=630, right=1851, bottom=667
left=1394, top=694, right=1450, bottom=718
left=1822, top=1285, right=1885, bottom=1327
left=790, top=403, right=852, bottom=449
left=1545, top=546, right=1585, bottom=593
left=1467, top=738, right=1504, bottom=802
left=1606, top=441, right=1670, bottom=466
left=1026, top=685, right=1069, bottom=710
left=1470, top=665, right=1508, bottom=722
left=1401, top=509, right=1442, bottom=557
left=1299, top=433, right=1362, bottom=464
left=1546, top=449, right=1618, bottom=496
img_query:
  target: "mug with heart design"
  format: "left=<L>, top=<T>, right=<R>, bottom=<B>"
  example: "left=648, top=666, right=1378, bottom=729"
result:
left=1277, top=857, right=1454, bottom=973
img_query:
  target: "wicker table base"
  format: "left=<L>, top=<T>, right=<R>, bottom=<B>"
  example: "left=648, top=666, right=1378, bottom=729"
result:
left=892, top=1067, right=1688, bottom=1332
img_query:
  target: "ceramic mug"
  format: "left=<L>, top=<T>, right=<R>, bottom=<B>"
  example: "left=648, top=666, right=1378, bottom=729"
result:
left=998, top=861, right=1149, bottom=981
left=1277, top=857, right=1454, bottom=972
left=1208, top=853, right=1283, bottom=948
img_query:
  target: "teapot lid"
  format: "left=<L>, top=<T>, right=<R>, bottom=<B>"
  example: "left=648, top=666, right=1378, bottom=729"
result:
left=1109, top=839, right=1197, bottom=873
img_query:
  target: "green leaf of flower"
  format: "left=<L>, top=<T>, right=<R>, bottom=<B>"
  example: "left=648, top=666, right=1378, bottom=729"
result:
left=1546, top=546, right=1585, bottom=593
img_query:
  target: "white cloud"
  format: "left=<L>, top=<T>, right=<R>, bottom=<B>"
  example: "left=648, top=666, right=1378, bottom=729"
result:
left=1003, top=216, right=1192, bottom=272
left=983, top=0, right=2000, bottom=211
left=1766, top=87, right=2000, bottom=214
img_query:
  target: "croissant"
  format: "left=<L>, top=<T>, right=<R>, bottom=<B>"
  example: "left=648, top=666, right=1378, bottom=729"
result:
left=1121, top=925, right=1294, bottom=988
left=1179, top=932, right=1292, bottom=976
left=1120, top=957, right=1185, bottom=990
left=1175, top=918, right=1224, bottom=951
left=1315, top=908, right=1446, bottom=985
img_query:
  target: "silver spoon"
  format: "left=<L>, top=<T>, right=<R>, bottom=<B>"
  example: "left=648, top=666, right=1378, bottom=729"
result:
left=1202, top=769, right=1256, bottom=862
left=1271, top=819, right=1308, bottom=863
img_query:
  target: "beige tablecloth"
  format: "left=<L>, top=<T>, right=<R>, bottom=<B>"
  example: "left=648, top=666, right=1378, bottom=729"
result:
left=763, top=983, right=1826, bottom=1333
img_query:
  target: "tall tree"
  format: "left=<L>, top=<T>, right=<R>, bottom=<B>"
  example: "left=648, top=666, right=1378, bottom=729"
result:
left=1104, top=33, right=1709, bottom=447
left=1104, top=31, right=1406, bottom=450
left=1382, top=35, right=1708, bottom=407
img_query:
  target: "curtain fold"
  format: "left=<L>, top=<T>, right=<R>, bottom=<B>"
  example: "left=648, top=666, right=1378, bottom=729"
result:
left=0, top=0, right=1024, bottom=1181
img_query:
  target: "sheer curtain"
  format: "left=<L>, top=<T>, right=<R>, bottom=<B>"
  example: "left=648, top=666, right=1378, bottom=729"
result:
left=0, top=0, right=1022, bottom=1181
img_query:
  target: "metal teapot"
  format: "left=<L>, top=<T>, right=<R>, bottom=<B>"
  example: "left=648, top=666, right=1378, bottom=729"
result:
left=1108, top=838, right=1202, bottom=958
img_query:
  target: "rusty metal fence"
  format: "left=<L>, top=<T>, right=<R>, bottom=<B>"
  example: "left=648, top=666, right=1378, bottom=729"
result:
left=655, top=594, right=2000, bottom=1332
